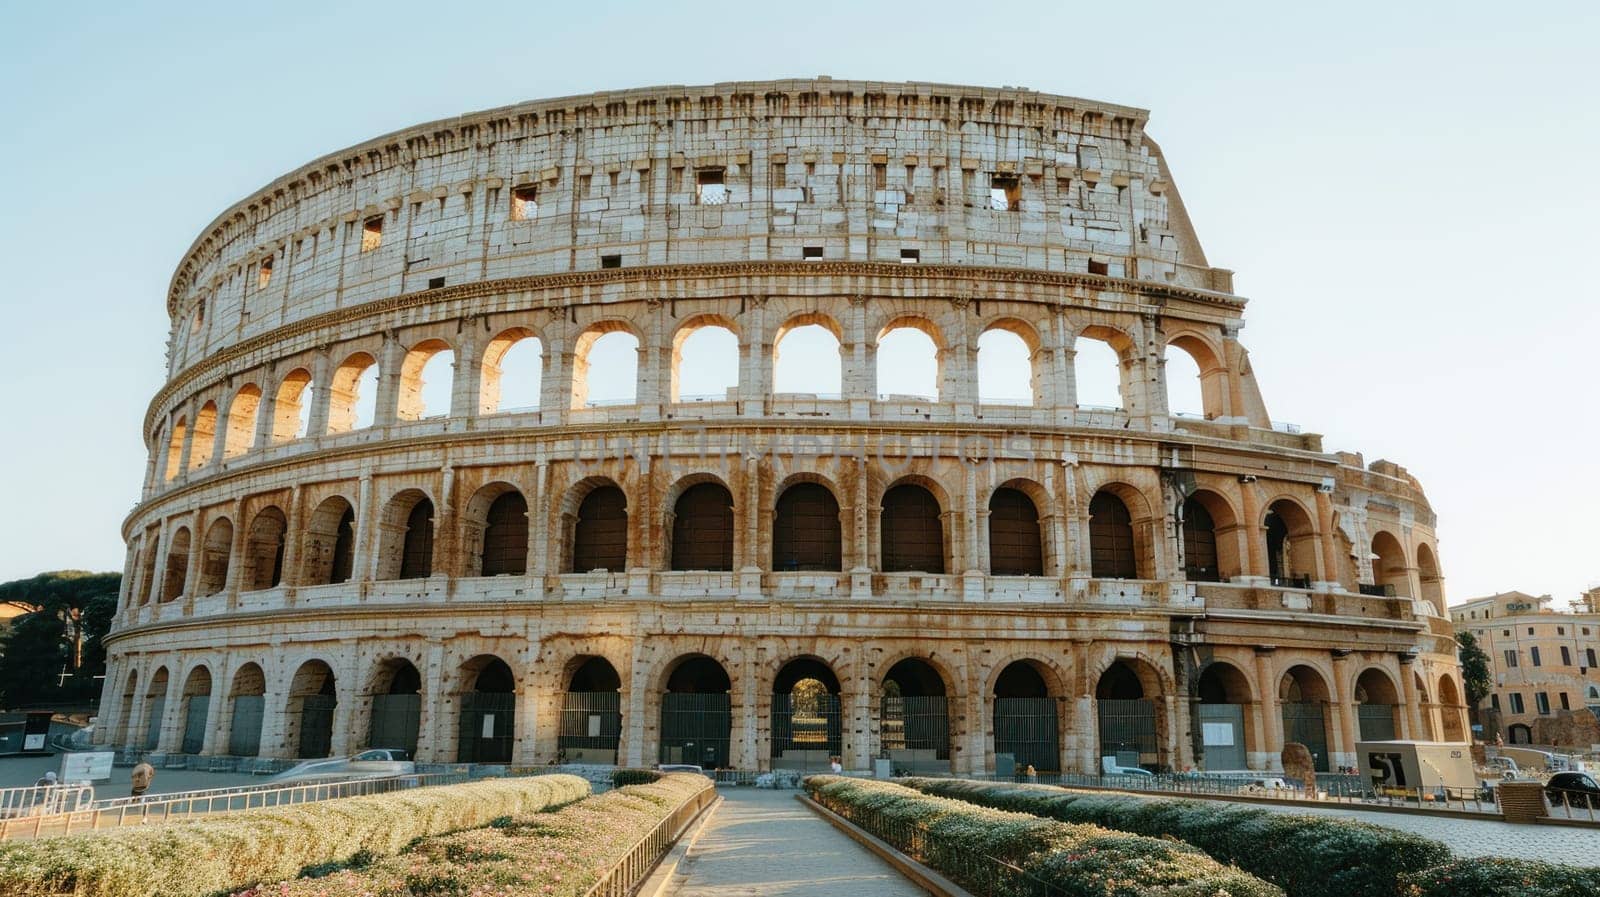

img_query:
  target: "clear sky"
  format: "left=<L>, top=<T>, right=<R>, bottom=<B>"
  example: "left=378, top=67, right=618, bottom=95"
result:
left=1, top=2, right=1595, bottom=606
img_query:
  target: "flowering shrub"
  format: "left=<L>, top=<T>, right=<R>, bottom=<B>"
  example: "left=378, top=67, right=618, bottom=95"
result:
left=0, top=774, right=590, bottom=897
left=806, top=775, right=1282, bottom=897
left=257, top=773, right=711, bottom=897
left=898, top=777, right=1452, bottom=897
left=1400, top=857, right=1600, bottom=897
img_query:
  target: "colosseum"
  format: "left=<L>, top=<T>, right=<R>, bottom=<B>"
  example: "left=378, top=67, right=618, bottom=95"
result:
left=99, top=78, right=1466, bottom=777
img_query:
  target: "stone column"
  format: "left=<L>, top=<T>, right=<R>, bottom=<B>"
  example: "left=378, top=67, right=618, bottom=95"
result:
left=530, top=460, right=550, bottom=581
left=451, top=319, right=482, bottom=421
left=1314, top=490, right=1341, bottom=589
left=156, top=666, right=183, bottom=752
left=306, top=349, right=333, bottom=438
left=414, top=640, right=446, bottom=762
left=1398, top=657, right=1424, bottom=741
left=844, top=295, right=872, bottom=419
left=329, top=650, right=357, bottom=757
left=373, top=332, right=405, bottom=428
left=739, top=296, right=768, bottom=417
left=1255, top=647, right=1283, bottom=771
left=254, top=371, right=279, bottom=447
left=145, top=519, right=167, bottom=607
left=351, top=473, right=374, bottom=583
left=1330, top=652, right=1356, bottom=770
left=175, top=398, right=200, bottom=480
left=1238, top=481, right=1264, bottom=579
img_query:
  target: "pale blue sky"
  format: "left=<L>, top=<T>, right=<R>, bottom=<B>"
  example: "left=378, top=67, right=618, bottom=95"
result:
left=2, top=2, right=1595, bottom=605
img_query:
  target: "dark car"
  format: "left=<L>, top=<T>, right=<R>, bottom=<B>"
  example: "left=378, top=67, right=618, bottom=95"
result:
left=1544, top=771, right=1600, bottom=809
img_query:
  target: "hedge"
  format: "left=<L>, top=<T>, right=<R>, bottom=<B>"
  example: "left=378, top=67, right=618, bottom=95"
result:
left=257, top=772, right=712, bottom=897
left=805, top=776, right=1281, bottom=897
left=1400, top=858, right=1600, bottom=897
left=609, top=768, right=662, bottom=788
left=0, top=773, right=591, bottom=897
left=898, top=777, right=1450, bottom=897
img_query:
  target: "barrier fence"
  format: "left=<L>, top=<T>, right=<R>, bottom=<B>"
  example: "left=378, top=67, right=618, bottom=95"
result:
left=581, top=781, right=716, bottom=897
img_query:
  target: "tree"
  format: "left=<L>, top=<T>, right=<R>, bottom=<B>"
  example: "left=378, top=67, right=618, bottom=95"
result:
left=0, top=571, right=120, bottom=708
left=1457, top=630, right=1493, bottom=722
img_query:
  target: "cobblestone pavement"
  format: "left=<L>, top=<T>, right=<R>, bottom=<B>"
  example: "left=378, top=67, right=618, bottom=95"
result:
left=666, top=788, right=928, bottom=897
left=1250, top=800, right=1600, bottom=863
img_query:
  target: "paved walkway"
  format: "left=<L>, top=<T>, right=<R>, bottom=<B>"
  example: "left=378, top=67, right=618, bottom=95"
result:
left=1250, top=800, right=1600, bottom=864
left=666, top=788, right=928, bottom=897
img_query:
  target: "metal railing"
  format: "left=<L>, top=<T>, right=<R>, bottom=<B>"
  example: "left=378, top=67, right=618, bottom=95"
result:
left=0, top=784, right=94, bottom=820
left=1546, top=788, right=1600, bottom=822
left=582, top=782, right=716, bottom=896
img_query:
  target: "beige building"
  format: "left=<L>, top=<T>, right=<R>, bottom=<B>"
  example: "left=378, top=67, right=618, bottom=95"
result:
left=1451, top=590, right=1600, bottom=744
left=98, top=79, right=1464, bottom=776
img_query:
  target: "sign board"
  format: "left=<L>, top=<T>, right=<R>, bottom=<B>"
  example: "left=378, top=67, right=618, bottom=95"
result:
left=1201, top=722, right=1235, bottom=746
left=587, top=714, right=602, bottom=738
left=62, top=751, right=115, bottom=783
left=481, top=714, right=496, bottom=739
left=22, top=734, right=46, bottom=751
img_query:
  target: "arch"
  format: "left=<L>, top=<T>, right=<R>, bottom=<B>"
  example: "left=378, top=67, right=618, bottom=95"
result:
left=456, top=655, right=516, bottom=763
left=271, top=368, right=313, bottom=442
left=1089, top=490, right=1137, bottom=579
left=976, top=324, right=1036, bottom=406
left=670, top=315, right=740, bottom=403
left=365, top=657, right=422, bottom=755
left=286, top=660, right=337, bottom=759
left=1371, top=531, right=1411, bottom=597
left=197, top=517, right=233, bottom=596
left=1280, top=664, right=1334, bottom=772
left=178, top=665, right=213, bottom=754
left=772, top=313, right=843, bottom=397
left=1264, top=498, right=1318, bottom=587
left=464, top=485, right=528, bottom=577
left=398, top=339, right=454, bottom=420
left=1196, top=661, right=1256, bottom=772
left=141, top=667, right=170, bottom=750
left=1508, top=723, right=1532, bottom=744
left=226, top=662, right=266, bottom=757
left=660, top=655, right=732, bottom=768
left=188, top=401, right=218, bottom=470
left=993, top=660, right=1061, bottom=773
left=880, top=657, right=950, bottom=773
left=772, top=657, right=842, bottom=770
left=1073, top=326, right=1131, bottom=410
left=570, top=322, right=640, bottom=409
left=988, top=487, right=1043, bottom=576
left=222, top=384, right=261, bottom=458
left=326, top=351, right=378, bottom=433
left=773, top=482, right=842, bottom=572
left=1354, top=667, right=1401, bottom=741
left=880, top=482, right=945, bottom=573
left=241, top=506, right=287, bottom=590
left=480, top=327, right=544, bottom=414
left=163, top=416, right=187, bottom=481
left=559, top=656, right=623, bottom=763
left=670, top=481, right=735, bottom=571
left=1094, top=658, right=1166, bottom=771
left=160, top=526, right=191, bottom=602
left=1164, top=333, right=1226, bottom=419
left=301, top=496, right=356, bottom=586
left=568, top=481, right=628, bottom=573
left=1416, top=543, right=1444, bottom=613
left=1437, top=674, right=1466, bottom=742
left=376, top=489, right=435, bottom=581
left=876, top=316, right=941, bottom=401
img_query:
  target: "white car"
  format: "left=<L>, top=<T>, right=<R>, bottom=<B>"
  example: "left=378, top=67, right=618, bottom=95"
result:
left=269, top=749, right=416, bottom=783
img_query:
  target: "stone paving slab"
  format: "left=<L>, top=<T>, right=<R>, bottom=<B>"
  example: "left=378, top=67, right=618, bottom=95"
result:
left=666, top=788, right=929, bottom=897
left=1250, top=800, right=1600, bottom=864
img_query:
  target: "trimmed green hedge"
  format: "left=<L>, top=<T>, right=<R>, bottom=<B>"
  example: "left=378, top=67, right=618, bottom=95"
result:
left=610, top=768, right=663, bottom=788
left=1401, top=858, right=1600, bottom=897
left=806, top=775, right=1281, bottom=897
left=899, top=777, right=1451, bottom=897
left=0, top=773, right=591, bottom=897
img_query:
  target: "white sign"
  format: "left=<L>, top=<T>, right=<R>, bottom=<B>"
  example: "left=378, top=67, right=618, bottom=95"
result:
left=481, top=714, right=496, bottom=739
left=62, top=752, right=115, bottom=782
left=1202, top=722, right=1235, bottom=746
left=23, top=734, right=46, bottom=751
left=587, top=714, right=603, bottom=738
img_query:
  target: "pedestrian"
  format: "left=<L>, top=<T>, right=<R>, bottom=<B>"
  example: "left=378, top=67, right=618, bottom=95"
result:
left=33, top=771, right=57, bottom=788
left=1025, top=764, right=1038, bottom=783
left=130, top=761, right=155, bottom=799
left=829, top=756, right=843, bottom=775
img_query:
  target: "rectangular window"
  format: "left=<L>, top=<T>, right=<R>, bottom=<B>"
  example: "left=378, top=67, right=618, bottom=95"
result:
left=427, top=277, right=445, bottom=290
left=258, top=256, right=273, bottom=290
left=873, top=163, right=887, bottom=191
left=360, top=215, right=384, bottom=252
left=1509, top=693, right=1525, bottom=714
left=1087, top=259, right=1110, bottom=276
left=802, top=246, right=823, bottom=261
left=1561, top=692, right=1571, bottom=710
left=511, top=185, right=538, bottom=221
left=989, top=174, right=1021, bottom=211
left=1531, top=646, right=1542, bottom=667
left=696, top=169, right=727, bottom=205
left=1558, top=626, right=1566, bottom=635
left=1490, top=694, right=1501, bottom=711
left=900, top=249, right=920, bottom=264
left=1503, top=629, right=1510, bottom=637
left=1504, top=649, right=1519, bottom=668
left=1588, top=648, right=1597, bottom=668
left=600, top=254, right=621, bottom=269
left=1536, top=692, right=1550, bottom=715
left=1563, top=646, right=1573, bottom=666
left=1528, top=627, right=1535, bottom=635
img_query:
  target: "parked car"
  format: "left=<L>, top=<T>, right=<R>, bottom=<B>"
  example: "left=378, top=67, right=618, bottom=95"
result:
left=656, top=763, right=708, bottom=777
left=1544, top=771, right=1600, bottom=809
left=269, top=749, right=416, bottom=784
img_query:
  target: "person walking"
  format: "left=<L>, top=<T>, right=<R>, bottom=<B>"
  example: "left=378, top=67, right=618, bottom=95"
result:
left=129, top=761, right=155, bottom=799
left=829, top=756, right=843, bottom=775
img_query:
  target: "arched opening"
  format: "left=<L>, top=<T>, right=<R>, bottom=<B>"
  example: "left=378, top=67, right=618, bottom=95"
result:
left=772, top=658, right=842, bottom=771
left=772, top=316, right=842, bottom=397
left=671, top=319, right=739, bottom=403
left=142, top=667, right=169, bottom=750
left=570, top=484, right=628, bottom=573
left=1089, top=491, right=1137, bottom=579
left=560, top=657, right=622, bottom=764
left=1265, top=499, right=1317, bottom=588
left=1508, top=723, right=1532, bottom=744
left=227, top=663, right=266, bottom=757
left=1181, top=496, right=1219, bottom=582
left=223, top=384, right=261, bottom=458
left=457, top=656, right=516, bottom=763
left=160, top=527, right=191, bottom=602
left=993, top=661, right=1060, bottom=774
left=374, top=490, right=434, bottom=580
left=398, top=340, right=454, bottom=420
left=773, top=483, right=842, bottom=572
left=115, top=670, right=137, bottom=745
left=326, top=352, right=378, bottom=433
left=366, top=658, right=421, bottom=756
left=1196, top=662, right=1255, bottom=771
left=197, top=518, right=232, bottom=596
left=988, top=487, right=1043, bottom=576
left=876, top=320, right=940, bottom=400
left=1096, top=660, right=1163, bottom=771
left=188, top=402, right=218, bottom=471
left=242, top=507, right=287, bottom=591
left=1370, top=531, right=1411, bottom=597
left=287, top=660, right=337, bottom=759
left=1438, top=675, right=1467, bottom=742
left=466, top=487, right=528, bottom=577
left=301, top=497, right=356, bottom=586
left=880, top=658, right=950, bottom=773
left=670, top=482, right=734, bottom=571
left=1280, top=665, right=1333, bottom=772
left=977, top=327, right=1034, bottom=406
left=1355, top=668, right=1401, bottom=741
left=571, top=326, right=639, bottom=409
left=163, top=417, right=187, bottom=481
left=271, top=369, right=314, bottom=442
left=480, top=328, right=543, bottom=414
left=1073, top=334, right=1123, bottom=409
left=880, top=483, right=944, bottom=573
left=179, top=666, right=212, bottom=754
left=1416, top=544, right=1444, bottom=614
left=660, top=655, right=732, bottom=768
left=1163, top=343, right=1206, bottom=418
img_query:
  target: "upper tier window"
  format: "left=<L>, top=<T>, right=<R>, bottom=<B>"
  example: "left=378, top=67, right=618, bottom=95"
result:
left=511, top=185, right=538, bottom=221
left=360, top=216, right=383, bottom=253
left=696, top=169, right=726, bottom=205
left=989, top=175, right=1021, bottom=211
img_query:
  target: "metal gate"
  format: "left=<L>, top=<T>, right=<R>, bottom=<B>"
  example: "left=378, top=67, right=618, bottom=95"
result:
left=880, top=695, right=950, bottom=772
left=297, top=695, right=336, bottom=758
left=369, top=693, right=421, bottom=755
left=1196, top=703, right=1246, bottom=771
left=459, top=693, right=515, bottom=763
left=1097, top=698, right=1157, bottom=765
left=1358, top=704, right=1397, bottom=741
left=772, top=692, right=841, bottom=769
left=660, top=693, right=731, bottom=768
left=559, top=691, right=621, bottom=763
left=181, top=696, right=209, bottom=754
left=994, top=697, right=1060, bottom=773
left=143, top=697, right=165, bottom=750
left=1281, top=702, right=1330, bottom=772
left=228, top=695, right=264, bottom=757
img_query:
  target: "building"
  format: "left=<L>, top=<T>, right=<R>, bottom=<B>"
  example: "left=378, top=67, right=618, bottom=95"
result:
left=1451, top=590, right=1600, bottom=744
left=97, top=78, right=1464, bottom=776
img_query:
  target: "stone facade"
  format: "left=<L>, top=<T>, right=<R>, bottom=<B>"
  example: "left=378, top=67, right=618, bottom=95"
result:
left=1452, top=590, right=1600, bottom=745
left=100, top=79, right=1464, bottom=775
